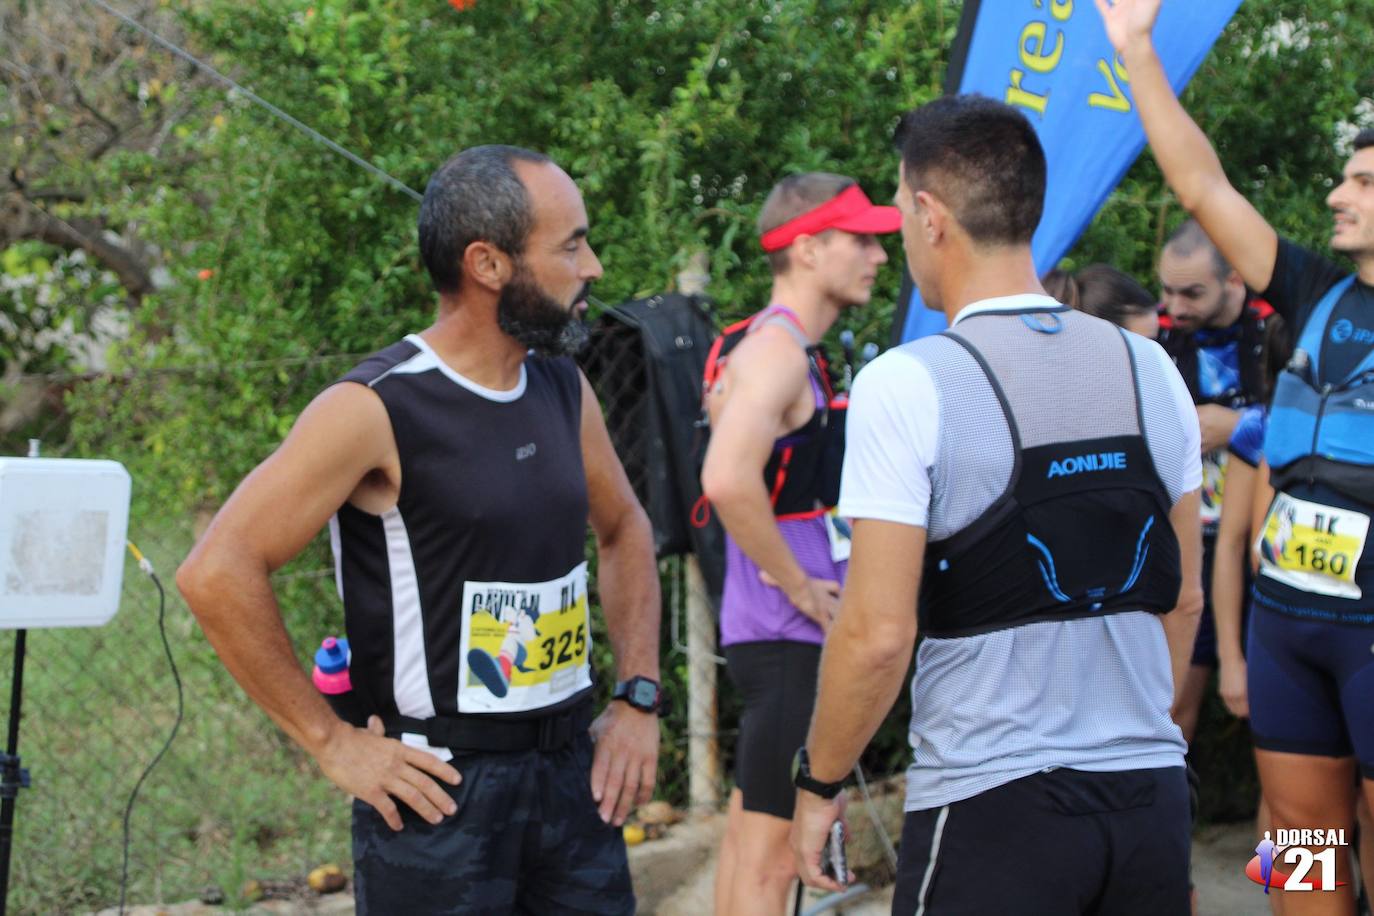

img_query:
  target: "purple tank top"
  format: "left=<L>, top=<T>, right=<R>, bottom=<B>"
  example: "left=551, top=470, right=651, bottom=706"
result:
left=720, top=518, right=847, bottom=646
left=718, top=304, right=846, bottom=646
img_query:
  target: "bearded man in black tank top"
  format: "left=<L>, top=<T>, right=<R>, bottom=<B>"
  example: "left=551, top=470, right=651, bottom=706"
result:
left=178, top=146, right=662, bottom=914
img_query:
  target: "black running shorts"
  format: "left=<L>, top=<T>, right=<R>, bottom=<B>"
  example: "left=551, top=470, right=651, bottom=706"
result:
left=724, top=640, right=822, bottom=819
left=894, top=766, right=1191, bottom=915
left=351, top=731, right=634, bottom=915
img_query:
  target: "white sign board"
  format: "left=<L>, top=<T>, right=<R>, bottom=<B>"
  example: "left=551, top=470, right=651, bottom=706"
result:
left=0, top=458, right=131, bottom=629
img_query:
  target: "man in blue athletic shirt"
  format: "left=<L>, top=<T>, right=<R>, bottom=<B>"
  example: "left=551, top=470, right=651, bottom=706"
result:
left=1102, top=0, right=1374, bottom=906
left=178, top=146, right=662, bottom=914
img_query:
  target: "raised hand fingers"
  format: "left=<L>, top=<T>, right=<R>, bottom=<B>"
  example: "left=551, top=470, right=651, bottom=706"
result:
left=1093, top=0, right=1119, bottom=22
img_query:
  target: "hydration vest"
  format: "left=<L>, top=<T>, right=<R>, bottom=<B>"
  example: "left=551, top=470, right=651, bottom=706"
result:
left=1264, top=276, right=1374, bottom=505
left=694, top=307, right=846, bottom=523
left=1158, top=296, right=1275, bottom=408
left=921, top=309, right=1183, bottom=638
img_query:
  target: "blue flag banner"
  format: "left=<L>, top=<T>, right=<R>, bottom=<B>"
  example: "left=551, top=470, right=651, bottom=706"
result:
left=894, top=0, right=1244, bottom=344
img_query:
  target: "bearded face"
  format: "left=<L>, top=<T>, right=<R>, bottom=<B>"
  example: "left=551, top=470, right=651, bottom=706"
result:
left=496, top=258, right=591, bottom=357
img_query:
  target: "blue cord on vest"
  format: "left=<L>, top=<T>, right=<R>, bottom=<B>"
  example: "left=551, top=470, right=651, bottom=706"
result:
left=1021, top=313, right=1063, bottom=334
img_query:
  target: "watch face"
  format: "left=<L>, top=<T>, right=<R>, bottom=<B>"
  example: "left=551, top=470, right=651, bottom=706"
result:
left=630, top=680, right=658, bottom=707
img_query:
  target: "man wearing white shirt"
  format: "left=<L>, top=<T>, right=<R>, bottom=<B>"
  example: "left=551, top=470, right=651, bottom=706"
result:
left=789, top=96, right=1204, bottom=914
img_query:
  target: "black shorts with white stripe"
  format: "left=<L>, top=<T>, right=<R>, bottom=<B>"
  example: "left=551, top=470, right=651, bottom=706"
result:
left=893, top=766, right=1191, bottom=916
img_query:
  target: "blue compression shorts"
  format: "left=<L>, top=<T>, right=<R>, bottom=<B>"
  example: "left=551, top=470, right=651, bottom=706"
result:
left=1247, top=602, right=1374, bottom=779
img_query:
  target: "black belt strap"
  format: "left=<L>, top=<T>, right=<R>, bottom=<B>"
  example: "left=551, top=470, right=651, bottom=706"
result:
left=384, top=699, right=593, bottom=753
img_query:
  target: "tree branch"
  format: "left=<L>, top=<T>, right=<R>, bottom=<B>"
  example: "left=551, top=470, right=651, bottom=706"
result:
left=2, top=194, right=154, bottom=299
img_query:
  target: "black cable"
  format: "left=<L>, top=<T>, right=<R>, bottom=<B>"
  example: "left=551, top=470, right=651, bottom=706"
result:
left=84, top=0, right=423, bottom=202
left=117, top=568, right=183, bottom=916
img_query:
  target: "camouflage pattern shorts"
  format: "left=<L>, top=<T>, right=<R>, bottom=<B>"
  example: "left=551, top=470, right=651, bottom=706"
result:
left=351, top=731, right=634, bottom=914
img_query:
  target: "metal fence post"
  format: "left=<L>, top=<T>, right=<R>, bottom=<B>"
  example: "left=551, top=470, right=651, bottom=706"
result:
left=676, top=252, right=720, bottom=813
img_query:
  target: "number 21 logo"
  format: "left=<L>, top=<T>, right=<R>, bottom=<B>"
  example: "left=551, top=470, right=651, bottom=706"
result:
left=1245, top=845, right=1348, bottom=892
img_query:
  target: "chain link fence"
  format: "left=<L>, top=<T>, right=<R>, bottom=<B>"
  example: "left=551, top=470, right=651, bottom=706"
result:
left=0, top=516, right=352, bottom=914
left=0, top=290, right=933, bottom=913
left=0, top=308, right=742, bottom=912
left=580, top=293, right=738, bottom=815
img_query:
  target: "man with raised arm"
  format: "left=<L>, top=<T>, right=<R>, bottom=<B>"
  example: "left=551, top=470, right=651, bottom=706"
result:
left=178, top=146, right=662, bottom=914
left=1099, top=1, right=1374, bottom=904
left=790, top=95, right=1203, bottom=914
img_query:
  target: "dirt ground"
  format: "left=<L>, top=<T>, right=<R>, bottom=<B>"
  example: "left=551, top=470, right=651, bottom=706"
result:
left=96, top=818, right=1301, bottom=915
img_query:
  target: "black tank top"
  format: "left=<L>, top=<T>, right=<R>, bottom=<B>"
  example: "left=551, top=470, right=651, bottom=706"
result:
left=331, top=335, right=593, bottom=725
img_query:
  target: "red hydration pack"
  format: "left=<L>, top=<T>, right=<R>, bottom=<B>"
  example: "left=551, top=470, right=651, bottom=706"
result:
left=692, top=307, right=846, bottom=527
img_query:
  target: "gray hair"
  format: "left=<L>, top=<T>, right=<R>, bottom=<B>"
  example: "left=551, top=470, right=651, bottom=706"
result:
left=418, top=145, right=551, bottom=294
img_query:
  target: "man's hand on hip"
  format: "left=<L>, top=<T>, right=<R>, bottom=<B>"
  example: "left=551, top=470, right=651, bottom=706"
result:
left=589, top=701, right=659, bottom=827
left=313, top=715, right=462, bottom=832
left=782, top=575, right=841, bottom=632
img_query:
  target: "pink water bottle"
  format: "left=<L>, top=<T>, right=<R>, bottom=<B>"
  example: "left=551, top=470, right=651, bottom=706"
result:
left=312, top=637, right=368, bottom=726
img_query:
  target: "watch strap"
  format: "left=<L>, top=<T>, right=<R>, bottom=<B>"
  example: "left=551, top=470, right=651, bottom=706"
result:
left=612, top=676, right=663, bottom=713
left=792, top=747, right=845, bottom=799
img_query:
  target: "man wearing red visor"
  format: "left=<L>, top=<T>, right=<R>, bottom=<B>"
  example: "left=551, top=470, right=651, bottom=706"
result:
left=701, top=174, right=898, bottom=915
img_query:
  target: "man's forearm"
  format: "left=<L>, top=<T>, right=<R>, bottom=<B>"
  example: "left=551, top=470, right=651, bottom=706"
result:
left=595, top=509, right=661, bottom=681
left=179, top=553, right=344, bottom=755
left=1214, top=505, right=1258, bottom=670
left=710, top=481, right=809, bottom=592
left=1161, top=585, right=1204, bottom=701
left=1122, top=36, right=1228, bottom=212
left=806, top=612, right=913, bottom=783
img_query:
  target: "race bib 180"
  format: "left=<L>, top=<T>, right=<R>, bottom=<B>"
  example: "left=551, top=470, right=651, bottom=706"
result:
left=1257, top=494, right=1370, bottom=600
left=457, top=561, right=592, bottom=714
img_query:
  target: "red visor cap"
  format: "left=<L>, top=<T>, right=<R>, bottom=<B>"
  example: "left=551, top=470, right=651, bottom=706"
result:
left=759, top=184, right=902, bottom=252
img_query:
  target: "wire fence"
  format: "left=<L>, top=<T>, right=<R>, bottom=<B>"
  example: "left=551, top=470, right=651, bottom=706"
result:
left=0, top=314, right=751, bottom=913
left=0, top=529, right=751, bottom=913
left=0, top=519, right=353, bottom=914
left=0, top=301, right=1267, bottom=913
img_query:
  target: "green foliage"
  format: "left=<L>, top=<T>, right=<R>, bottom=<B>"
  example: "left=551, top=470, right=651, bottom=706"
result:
left=2, top=0, right=1371, bottom=908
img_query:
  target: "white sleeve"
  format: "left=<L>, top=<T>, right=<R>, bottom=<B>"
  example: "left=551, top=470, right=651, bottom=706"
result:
left=838, top=349, right=939, bottom=527
left=1130, top=334, right=1203, bottom=502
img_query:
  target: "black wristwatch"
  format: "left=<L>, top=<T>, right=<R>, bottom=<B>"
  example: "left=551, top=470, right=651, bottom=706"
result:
left=792, top=747, right=846, bottom=799
left=612, top=676, right=663, bottom=714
